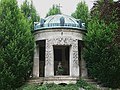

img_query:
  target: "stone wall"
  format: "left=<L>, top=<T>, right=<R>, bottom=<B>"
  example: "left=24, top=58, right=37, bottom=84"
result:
left=33, top=28, right=87, bottom=78
left=45, top=36, right=79, bottom=77
left=34, top=29, right=84, bottom=41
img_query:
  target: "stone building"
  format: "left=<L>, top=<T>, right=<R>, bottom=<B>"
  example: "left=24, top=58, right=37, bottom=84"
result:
left=33, top=14, right=87, bottom=84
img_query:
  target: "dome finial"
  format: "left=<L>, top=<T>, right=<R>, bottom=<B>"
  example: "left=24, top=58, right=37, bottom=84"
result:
left=56, top=3, right=62, bottom=14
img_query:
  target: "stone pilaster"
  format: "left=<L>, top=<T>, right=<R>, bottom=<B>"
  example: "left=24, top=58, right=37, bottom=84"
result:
left=33, top=44, right=39, bottom=77
left=70, top=40, right=79, bottom=77
left=45, top=39, right=54, bottom=77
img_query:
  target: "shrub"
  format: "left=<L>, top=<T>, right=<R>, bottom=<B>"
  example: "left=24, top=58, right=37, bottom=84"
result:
left=76, top=79, right=98, bottom=90
left=0, top=0, right=34, bottom=89
left=84, top=16, right=120, bottom=88
left=37, top=85, right=47, bottom=90
left=84, top=0, right=120, bottom=88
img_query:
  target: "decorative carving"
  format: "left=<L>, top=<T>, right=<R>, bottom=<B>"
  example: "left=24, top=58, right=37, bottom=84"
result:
left=45, top=36, right=78, bottom=68
left=53, top=37, right=73, bottom=45
left=73, top=51, right=78, bottom=67
left=45, top=51, right=52, bottom=65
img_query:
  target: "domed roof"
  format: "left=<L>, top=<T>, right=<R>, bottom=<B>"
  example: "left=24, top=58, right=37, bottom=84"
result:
left=34, top=14, right=86, bottom=30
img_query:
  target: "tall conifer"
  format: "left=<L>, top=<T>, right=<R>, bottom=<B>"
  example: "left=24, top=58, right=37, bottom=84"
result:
left=0, top=0, right=34, bottom=89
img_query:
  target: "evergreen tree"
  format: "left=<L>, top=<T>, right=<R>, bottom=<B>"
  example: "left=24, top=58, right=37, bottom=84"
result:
left=0, top=0, right=34, bottom=89
left=21, top=0, right=40, bottom=31
left=91, top=0, right=120, bottom=45
left=84, top=0, right=120, bottom=88
left=71, top=1, right=89, bottom=26
left=46, top=4, right=61, bottom=17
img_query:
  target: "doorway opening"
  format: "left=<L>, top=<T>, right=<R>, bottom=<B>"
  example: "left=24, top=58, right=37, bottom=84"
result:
left=78, top=40, right=82, bottom=77
left=54, top=45, right=70, bottom=75
left=37, top=40, right=45, bottom=77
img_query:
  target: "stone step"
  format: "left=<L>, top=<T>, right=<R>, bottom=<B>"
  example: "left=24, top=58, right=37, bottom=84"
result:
left=44, top=76, right=79, bottom=81
left=83, top=78, right=98, bottom=85
left=82, top=78, right=111, bottom=90
left=83, top=78, right=96, bottom=82
left=27, top=76, right=79, bottom=84
left=27, top=78, right=44, bottom=84
left=87, top=81, right=98, bottom=85
left=43, top=76, right=79, bottom=84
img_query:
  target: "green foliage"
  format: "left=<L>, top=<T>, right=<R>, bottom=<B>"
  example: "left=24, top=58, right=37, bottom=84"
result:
left=84, top=0, right=120, bottom=88
left=76, top=79, right=99, bottom=90
left=37, top=84, right=47, bottom=90
left=0, top=0, right=34, bottom=89
left=46, top=4, right=61, bottom=17
left=91, top=0, right=120, bottom=46
left=21, top=0, right=40, bottom=31
left=19, top=84, right=38, bottom=90
left=0, top=61, right=15, bottom=89
left=47, top=83, right=79, bottom=90
left=19, top=82, right=101, bottom=90
left=19, top=83, right=79, bottom=90
left=84, top=13, right=120, bottom=88
left=38, top=83, right=79, bottom=90
left=71, top=1, right=89, bottom=26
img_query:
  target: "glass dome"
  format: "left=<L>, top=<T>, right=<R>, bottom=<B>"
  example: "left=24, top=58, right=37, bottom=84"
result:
left=34, top=14, right=86, bottom=30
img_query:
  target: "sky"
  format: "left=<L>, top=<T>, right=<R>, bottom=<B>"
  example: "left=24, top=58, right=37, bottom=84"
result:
left=17, top=0, right=118, bottom=18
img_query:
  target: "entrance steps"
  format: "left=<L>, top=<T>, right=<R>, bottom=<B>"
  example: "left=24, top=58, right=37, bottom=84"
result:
left=82, top=77, right=119, bottom=90
left=27, top=77, right=120, bottom=90
left=44, top=76, right=79, bottom=84
left=27, top=77, right=44, bottom=84
left=27, top=76, right=79, bottom=84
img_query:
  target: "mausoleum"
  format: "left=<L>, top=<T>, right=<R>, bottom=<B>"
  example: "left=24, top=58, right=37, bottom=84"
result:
left=33, top=14, right=87, bottom=84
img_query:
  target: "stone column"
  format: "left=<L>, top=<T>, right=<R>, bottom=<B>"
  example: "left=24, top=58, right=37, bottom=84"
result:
left=81, top=44, right=88, bottom=78
left=33, top=44, right=39, bottom=77
left=70, top=40, right=79, bottom=77
left=45, top=39, right=54, bottom=77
